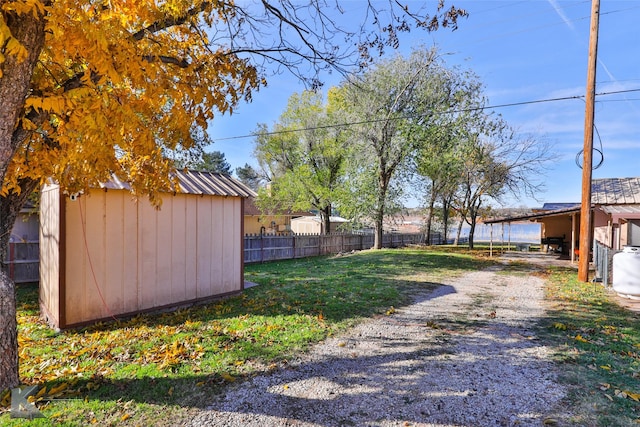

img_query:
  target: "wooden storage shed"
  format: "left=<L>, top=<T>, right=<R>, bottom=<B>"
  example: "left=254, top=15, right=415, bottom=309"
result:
left=39, top=170, right=256, bottom=329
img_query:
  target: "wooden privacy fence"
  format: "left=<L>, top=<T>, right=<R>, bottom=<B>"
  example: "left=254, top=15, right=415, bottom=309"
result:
left=244, top=232, right=440, bottom=264
left=3, top=241, right=39, bottom=283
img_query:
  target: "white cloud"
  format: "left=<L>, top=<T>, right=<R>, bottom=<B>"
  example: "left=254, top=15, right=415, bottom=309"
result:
left=547, top=0, right=575, bottom=32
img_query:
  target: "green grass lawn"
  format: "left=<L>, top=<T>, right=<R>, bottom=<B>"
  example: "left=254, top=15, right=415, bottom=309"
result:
left=3, top=248, right=639, bottom=426
left=541, top=267, right=640, bottom=426
left=0, top=248, right=492, bottom=426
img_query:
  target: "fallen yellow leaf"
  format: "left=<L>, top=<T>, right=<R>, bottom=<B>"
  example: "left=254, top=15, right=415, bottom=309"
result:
left=220, top=373, right=235, bottom=382
left=575, top=334, right=588, bottom=343
left=35, top=386, right=47, bottom=399
left=48, top=382, right=68, bottom=396
left=626, top=391, right=640, bottom=402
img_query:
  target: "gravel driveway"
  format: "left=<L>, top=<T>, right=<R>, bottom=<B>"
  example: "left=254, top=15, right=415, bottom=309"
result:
left=191, top=262, right=570, bottom=426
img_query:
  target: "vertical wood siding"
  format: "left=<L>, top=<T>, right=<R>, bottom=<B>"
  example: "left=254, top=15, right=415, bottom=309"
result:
left=39, top=185, right=61, bottom=326
left=41, top=187, right=244, bottom=328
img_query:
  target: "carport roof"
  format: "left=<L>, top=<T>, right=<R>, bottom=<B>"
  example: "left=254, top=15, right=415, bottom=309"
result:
left=484, top=205, right=582, bottom=224
left=486, top=177, right=640, bottom=225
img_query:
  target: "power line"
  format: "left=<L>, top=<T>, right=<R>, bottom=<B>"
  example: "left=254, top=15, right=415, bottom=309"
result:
left=213, top=88, right=640, bottom=142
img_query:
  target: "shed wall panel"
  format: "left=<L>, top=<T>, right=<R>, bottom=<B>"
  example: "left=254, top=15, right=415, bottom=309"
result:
left=47, top=188, right=245, bottom=328
left=39, top=185, right=61, bottom=325
left=196, top=197, right=213, bottom=298
left=184, top=197, right=198, bottom=301
left=210, top=199, right=224, bottom=292
left=155, top=197, right=174, bottom=306
left=84, top=191, right=109, bottom=320
left=221, top=199, right=239, bottom=293
left=171, top=195, right=188, bottom=303
left=139, top=201, right=157, bottom=310
left=105, top=191, right=125, bottom=315
left=64, top=197, right=87, bottom=325
left=122, top=195, right=139, bottom=314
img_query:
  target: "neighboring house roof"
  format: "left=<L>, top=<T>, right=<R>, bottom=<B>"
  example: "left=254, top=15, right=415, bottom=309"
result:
left=539, top=202, right=580, bottom=211
left=592, top=177, right=640, bottom=205
left=243, top=197, right=314, bottom=217
left=292, top=215, right=350, bottom=223
left=601, top=204, right=640, bottom=215
left=101, top=170, right=257, bottom=198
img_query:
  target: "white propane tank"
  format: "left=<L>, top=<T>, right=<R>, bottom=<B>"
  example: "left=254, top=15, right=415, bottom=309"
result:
left=612, top=246, right=640, bottom=299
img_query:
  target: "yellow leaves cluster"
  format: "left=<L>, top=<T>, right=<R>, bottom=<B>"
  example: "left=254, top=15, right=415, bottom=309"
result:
left=552, top=322, right=567, bottom=330
left=574, top=334, right=589, bottom=343
left=138, top=337, right=205, bottom=370
left=24, top=95, right=71, bottom=114
left=0, top=0, right=45, bottom=76
left=5, top=0, right=264, bottom=203
left=2, top=0, right=44, bottom=17
left=599, top=383, right=640, bottom=402
left=0, top=18, right=26, bottom=74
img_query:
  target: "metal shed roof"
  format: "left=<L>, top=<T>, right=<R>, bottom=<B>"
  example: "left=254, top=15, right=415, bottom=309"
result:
left=592, top=177, right=640, bottom=205
left=100, top=170, right=257, bottom=198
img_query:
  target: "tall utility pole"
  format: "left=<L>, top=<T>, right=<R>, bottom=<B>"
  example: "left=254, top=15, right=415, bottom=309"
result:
left=578, top=0, right=600, bottom=282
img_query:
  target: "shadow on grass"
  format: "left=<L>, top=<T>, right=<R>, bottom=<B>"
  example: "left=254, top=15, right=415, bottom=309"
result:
left=536, top=266, right=640, bottom=426
left=10, top=249, right=506, bottom=424
left=61, top=312, right=560, bottom=427
left=38, top=250, right=496, bottom=332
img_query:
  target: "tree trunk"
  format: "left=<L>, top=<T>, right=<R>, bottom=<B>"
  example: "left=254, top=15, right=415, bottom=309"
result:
left=321, top=205, right=331, bottom=235
left=454, top=218, right=464, bottom=246
left=374, top=209, right=384, bottom=249
left=441, top=195, right=451, bottom=244
left=0, top=8, right=47, bottom=393
left=468, top=218, right=476, bottom=250
left=424, top=204, right=433, bottom=245
left=373, top=178, right=389, bottom=249
left=467, top=199, right=482, bottom=250
left=0, top=271, right=18, bottom=392
left=0, top=183, right=38, bottom=393
left=424, top=180, right=436, bottom=245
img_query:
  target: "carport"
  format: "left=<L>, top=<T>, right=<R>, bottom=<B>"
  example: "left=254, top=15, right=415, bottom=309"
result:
left=484, top=205, right=583, bottom=264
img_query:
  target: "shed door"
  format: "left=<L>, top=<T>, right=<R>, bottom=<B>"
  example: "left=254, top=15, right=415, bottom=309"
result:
left=628, top=220, right=640, bottom=246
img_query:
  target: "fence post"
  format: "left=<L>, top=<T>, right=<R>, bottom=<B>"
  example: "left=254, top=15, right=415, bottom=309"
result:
left=260, top=233, right=264, bottom=263
left=292, top=234, right=296, bottom=259
left=8, top=242, right=14, bottom=281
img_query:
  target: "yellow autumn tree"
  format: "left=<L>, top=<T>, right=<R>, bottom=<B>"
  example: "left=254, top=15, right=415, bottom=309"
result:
left=0, top=0, right=466, bottom=392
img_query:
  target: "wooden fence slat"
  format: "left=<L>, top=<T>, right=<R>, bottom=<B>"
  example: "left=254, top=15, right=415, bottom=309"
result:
left=4, top=242, right=40, bottom=283
left=243, top=232, right=433, bottom=264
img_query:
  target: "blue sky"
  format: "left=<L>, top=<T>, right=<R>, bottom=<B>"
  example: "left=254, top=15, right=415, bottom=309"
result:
left=208, top=0, right=640, bottom=208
